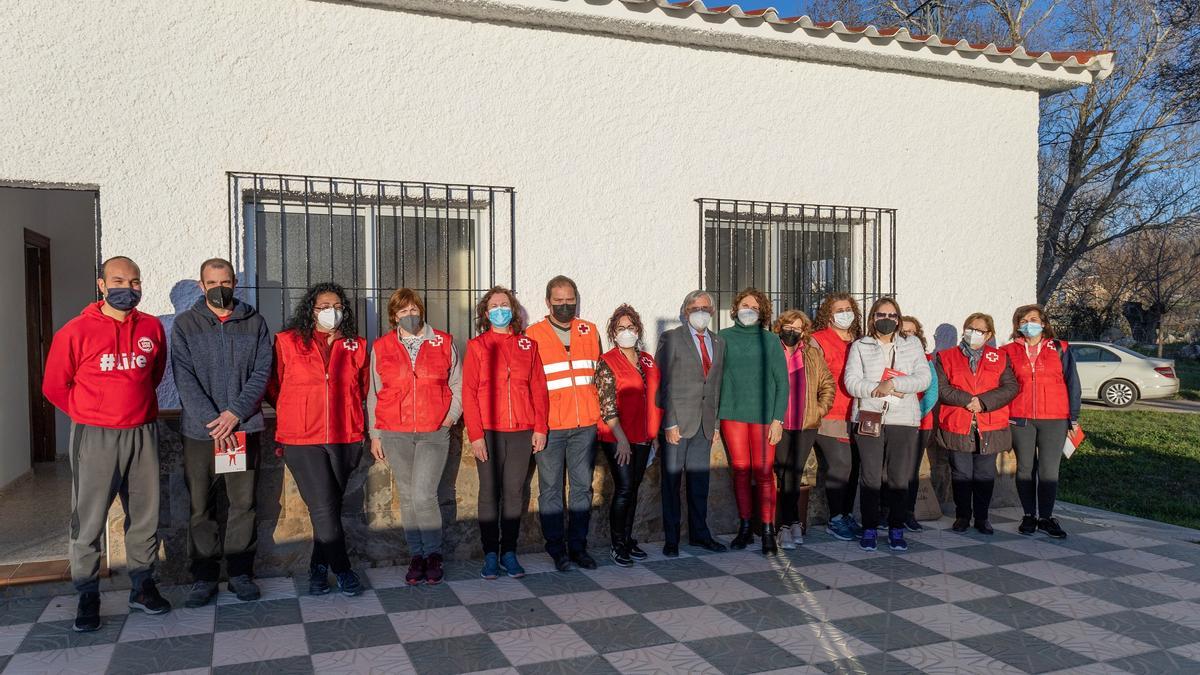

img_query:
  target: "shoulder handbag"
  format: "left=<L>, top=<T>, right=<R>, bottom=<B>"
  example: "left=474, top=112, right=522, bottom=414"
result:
left=857, top=346, right=896, bottom=438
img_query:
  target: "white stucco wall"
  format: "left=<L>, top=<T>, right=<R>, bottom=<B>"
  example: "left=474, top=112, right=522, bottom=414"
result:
left=0, top=0, right=1039, bottom=353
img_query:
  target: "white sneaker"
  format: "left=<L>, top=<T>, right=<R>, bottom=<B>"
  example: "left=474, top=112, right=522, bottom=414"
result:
left=791, top=523, right=804, bottom=546
left=779, top=525, right=797, bottom=550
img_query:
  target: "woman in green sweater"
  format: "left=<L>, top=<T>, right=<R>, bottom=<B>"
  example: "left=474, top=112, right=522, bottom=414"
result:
left=719, top=288, right=790, bottom=554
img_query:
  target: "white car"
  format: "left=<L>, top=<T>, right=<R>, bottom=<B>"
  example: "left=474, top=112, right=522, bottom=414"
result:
left=1069, top=341, right=1180, bottom=407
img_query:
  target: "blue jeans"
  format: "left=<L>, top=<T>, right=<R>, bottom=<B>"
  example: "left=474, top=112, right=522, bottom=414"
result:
left=535, top=426, right=597, bottom=556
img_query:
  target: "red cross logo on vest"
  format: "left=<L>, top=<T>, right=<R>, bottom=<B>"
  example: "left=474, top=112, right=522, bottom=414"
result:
left=429, top=334, right=443, bottom=347
left=1046, top=341, right=1058, bottom=352
left=517, top=337, right=532, bottom=351
left=985, top=352, right=999, bottom=363
left=640, top=355, right=654, bottom=369
left=578, top=324, right=591, bottom=335
left=342, top=339, right=359, bottom=351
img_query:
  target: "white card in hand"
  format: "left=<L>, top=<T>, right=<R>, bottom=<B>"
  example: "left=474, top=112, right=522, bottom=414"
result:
left=215, top=432, right=248, bottom=474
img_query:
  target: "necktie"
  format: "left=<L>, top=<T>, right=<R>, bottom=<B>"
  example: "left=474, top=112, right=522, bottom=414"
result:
left=698, top=333, right=712, bottom=377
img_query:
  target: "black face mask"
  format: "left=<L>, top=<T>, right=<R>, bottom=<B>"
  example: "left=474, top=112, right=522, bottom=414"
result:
left=780, top=331, right=802, bottom=347
left=105, top=286, right=141, bottom=311
left=552, top=303, right=577, bottom=323
left=875, top=318, right=898, bottom=336
left=206, top=286, right=235, bottom=309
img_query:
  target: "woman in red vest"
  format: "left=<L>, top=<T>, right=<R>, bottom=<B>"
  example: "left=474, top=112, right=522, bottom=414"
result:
left=367, top=288, right=461, bottom=586
left=1000, top=304, right=1081, bottom=539
left=934, top=313, right=1018, bottom=535
left=772, top=309, right=835, bottom=549
left=462, top=286, right=549, bottom=580
left=595, top=304, right=661, bottom=567
left=268, top=282, right=369, bottom=597
left=900, top=315, right=938, bottom=533
left=810, top=293, right=865, bottom=542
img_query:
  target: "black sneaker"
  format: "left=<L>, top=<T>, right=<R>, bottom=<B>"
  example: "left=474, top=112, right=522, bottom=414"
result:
left=1018, top=516, right=1038, bottom=535
left=552, top=552, right=574, bottom=572
left=904, top=516, right=924, bottom=533
left=627, top=542, right=648, bottom=561
left=952, top=518, right=970, bottom=533
left=1038, top=517, right=1067, bottom=539
left=309, top=564, right=331, bottom=595
left=184, top=580, right=218, bottom=608
left=128, top=579, right=171, bottom=615
left=610, top=546, right=633, bottom=568
left=336, top=570, right=364, bottom=597
left=73, top=592, right=101, bottom=632
left=569, top=550, right=598, bottom=570
left=227, top=575, right=261, bottom=602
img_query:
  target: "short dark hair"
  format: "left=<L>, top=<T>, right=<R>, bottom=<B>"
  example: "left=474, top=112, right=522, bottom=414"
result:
left=386, top=288, right=426, bottom=328
left=1010, top=303, right=1057, bottom=340
left=606, top=304, right=645, bottom=348
left=730, top=288, right=773, bottom=328
left=199, top=257, right=236, bottom=281
left=545, top=275, right=579, bottom=301
left=99, top=256, right=139, bottom=280
left=475, top=286, right=526, bottom=334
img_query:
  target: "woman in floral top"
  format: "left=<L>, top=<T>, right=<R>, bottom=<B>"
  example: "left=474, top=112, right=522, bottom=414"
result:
left=594, top=304, right=662, bottom=567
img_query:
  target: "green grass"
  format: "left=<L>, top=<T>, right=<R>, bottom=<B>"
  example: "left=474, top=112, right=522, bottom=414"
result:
left=1059, top=409, right=1200, bottom=529
left=1131, top=345, right=1200, bottom=400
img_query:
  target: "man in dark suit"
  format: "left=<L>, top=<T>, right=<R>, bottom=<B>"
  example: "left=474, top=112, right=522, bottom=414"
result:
left=655, top=290, right=728, bottom=557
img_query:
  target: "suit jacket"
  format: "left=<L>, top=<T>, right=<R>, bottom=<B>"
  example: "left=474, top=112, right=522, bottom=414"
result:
left=655, top=325, right=725, bottom=439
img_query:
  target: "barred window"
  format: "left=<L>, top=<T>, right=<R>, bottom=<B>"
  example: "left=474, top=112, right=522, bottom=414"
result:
left=698, top=198, right=896, bottom=324
left=228, top=173, right=515, bottom=346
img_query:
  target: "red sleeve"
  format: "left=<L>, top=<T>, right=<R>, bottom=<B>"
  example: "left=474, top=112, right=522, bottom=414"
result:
left=358, top=339, right=370, bottom=401
left=646, top=360, right=663, bottom=439
left=266, top=337, right=284, bottom=408
left=151, top=321, right=168, bottom=387
left=462, top=340, right=484, bottom=442
left=42, top=323, right=78, bottom=414
left=530, top=341, right=550, bottom=435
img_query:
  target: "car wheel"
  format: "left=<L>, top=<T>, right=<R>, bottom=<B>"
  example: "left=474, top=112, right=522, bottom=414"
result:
left=1100, top=379, right=1137, bottom=408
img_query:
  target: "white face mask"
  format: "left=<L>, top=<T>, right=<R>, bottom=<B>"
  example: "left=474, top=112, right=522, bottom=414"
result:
left=963, top=328, right=987, bottom=349
left=316, top=307, right=344, bottom=331
left=615, top=329, right=639, bottom=349
left=736, top=309, right=760, bottom=326
left=832, top=310, right=855, bottom=330
left=687, top=310, right=712, bottom=332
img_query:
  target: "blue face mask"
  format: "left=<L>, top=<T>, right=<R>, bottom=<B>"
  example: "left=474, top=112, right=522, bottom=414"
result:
left=104, top=286, right=142, bottom=311
left=1019, top=322, right=1044, bottom=338
left=488, top=306, right=513, bottom=329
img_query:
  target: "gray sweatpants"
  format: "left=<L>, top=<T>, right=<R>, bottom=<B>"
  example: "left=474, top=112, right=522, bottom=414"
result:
left=381, top=429, right=450, bottom=557
left=68, top=422, right=160, bottom=593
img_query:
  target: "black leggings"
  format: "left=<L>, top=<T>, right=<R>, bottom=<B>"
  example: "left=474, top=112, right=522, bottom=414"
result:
left=477, top=430, right=533, bottom=554
left=775, top=429, right=817, bottom=526
left=600, top=441, right=651, bottom=550
left=855, top=425, right=918, bottom=530
left=1012, top=419, right=1069, bottom=518
left=283, top=443, right=363, bottom=573
left=814, top=433, right=858, bottom=518
left=949, top=441, right=998, bottom=522
left=905, top=429, right=933, bottom=518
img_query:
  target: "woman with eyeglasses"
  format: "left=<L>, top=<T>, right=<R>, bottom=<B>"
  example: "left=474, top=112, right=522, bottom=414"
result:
left=811, top=293, right=865, bottom=542
left=268, top=282, right=369, bottom=596
left=718, top=288, right=789, bottom=554
left=843, top=297, right=931, bottom=552
left=999, top=304, right=1081, bottom=539
left=462, top=286, right=549, bottom=579
left=935, top=313, right=1018, bottom=535
left=899, top=316, right=938, bottom=532
left=595, top=304, right=661, bottom=567
left=772, top=309, right=835, bottom=549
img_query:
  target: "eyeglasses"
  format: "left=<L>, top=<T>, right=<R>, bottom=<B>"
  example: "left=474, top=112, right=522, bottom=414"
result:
left=315, top=304, right=345, bottom=311
left=874, top=312, right=899, bottom=319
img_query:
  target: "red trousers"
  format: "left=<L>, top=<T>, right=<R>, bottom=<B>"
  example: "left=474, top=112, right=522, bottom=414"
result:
left=720, top=420, right=777, bottom=523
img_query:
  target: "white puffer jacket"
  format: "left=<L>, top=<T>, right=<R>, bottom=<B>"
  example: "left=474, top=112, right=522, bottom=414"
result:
left=844, top=335, right=932, bottom=428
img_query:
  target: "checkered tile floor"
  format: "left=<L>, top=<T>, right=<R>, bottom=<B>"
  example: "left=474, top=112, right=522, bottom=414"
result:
left=3, top=505, right=1200, bottom=674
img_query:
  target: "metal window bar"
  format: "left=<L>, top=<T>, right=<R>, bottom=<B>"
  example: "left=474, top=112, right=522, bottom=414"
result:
left=227, top=172, right=516, bottom=348
left=697, top=198, right=896, bottom=329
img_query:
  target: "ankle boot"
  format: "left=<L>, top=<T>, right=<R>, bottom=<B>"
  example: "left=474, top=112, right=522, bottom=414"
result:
left=730, top=519, right=754, bottom=550
left=761, top=523, right=778, bottom=555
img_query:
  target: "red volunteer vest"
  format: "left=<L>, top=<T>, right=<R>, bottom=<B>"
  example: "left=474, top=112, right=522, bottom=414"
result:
left=272, top=329, right=369, bottom=445
left=596, top=349, right=662, bottom=444
left=1001, top=338, right=1070, bottom=420
left=937, top=346, right=1011, bottom=434
left=372, top=329, right=455, bottom=433
left=812, top=328, right=853, bottom=422
left=919, top=353, right=935, bottom=431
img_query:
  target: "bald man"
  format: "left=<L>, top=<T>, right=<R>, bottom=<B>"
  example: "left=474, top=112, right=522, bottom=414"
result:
left=43, top=256, right=171, bottom=631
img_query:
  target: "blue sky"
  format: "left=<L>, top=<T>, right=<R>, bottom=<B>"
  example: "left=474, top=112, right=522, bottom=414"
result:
left=721, top=1, right=806, bottom=14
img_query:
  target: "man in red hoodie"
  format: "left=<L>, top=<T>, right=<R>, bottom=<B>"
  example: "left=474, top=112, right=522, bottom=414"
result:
left=42, top=256, right=171, bottom=632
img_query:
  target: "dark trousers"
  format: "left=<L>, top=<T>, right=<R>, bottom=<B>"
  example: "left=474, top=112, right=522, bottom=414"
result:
left=1012, top=419, right=1069, bottom=518
left=814, top=433, right=859, bottom=519
left=283, top=442, right=362, bottom=573
left=949, top=447, right=998, bottom=522
left=855, top=425, right=918, bottom=530
left=477, top=430, right=533, bottom=555
left=905, top=429, right=933, bottom=518
left=661, top=430, right=714, bottom=546
left=600, top=441, right=652, bottom=550
left=535, top=426, right=597, bottom=556
left=775, top=428, right=817, bottom=526
left=183, top=434, right=260, bottom=581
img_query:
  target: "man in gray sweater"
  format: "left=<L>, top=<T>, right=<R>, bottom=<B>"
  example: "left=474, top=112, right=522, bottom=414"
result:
left=171, top=258, right=273, bottom=606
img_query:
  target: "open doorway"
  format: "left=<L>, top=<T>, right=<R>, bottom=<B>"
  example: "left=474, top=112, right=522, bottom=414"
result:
left=0, top=184, right=99, bottom=582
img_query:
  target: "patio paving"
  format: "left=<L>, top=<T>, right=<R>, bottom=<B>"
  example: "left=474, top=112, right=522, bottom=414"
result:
left=2, top=504, right=1199, bottom=674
